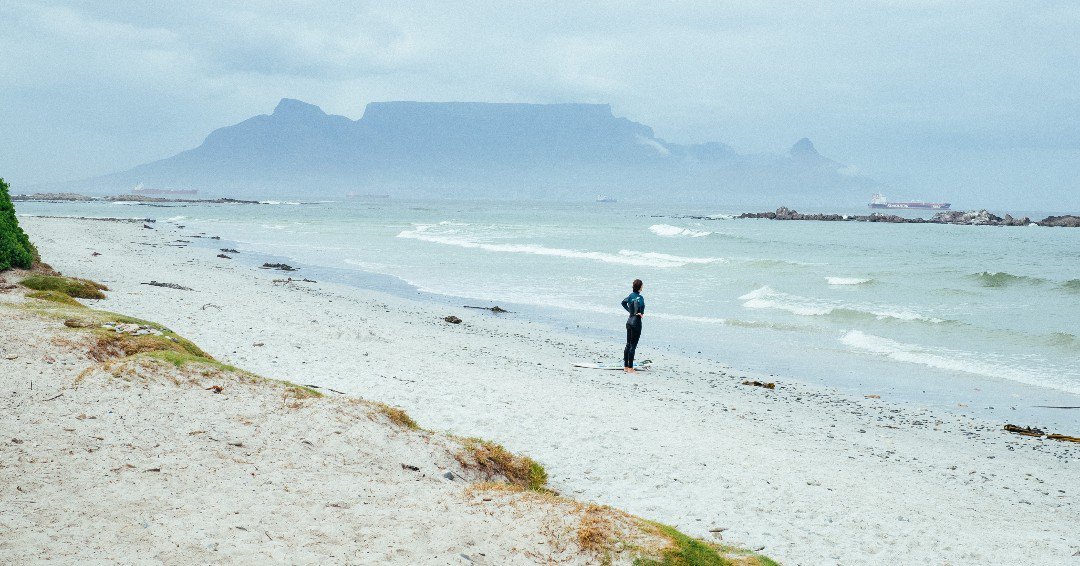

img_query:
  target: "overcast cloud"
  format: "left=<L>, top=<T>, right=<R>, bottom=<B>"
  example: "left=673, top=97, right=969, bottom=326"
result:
left=2, top=1, right=1078, bottom=208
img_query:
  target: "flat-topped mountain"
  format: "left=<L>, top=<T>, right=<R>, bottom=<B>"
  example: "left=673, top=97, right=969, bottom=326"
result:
left=64, top=99, right=877, bottom=203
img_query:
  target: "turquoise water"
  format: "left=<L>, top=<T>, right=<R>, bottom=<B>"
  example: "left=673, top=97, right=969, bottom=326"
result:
left=17, top=199, right=1080, bottom=431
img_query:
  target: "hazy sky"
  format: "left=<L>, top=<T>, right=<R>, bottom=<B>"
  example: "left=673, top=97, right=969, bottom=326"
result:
left=2, top=1, right=1078, bottom=209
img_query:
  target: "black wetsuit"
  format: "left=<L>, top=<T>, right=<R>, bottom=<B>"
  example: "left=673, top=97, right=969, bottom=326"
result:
left=621, top=291, right=645, bottom=368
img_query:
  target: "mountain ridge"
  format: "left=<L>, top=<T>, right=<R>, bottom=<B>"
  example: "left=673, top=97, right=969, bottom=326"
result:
left=55, top=99, right=879, bottom=204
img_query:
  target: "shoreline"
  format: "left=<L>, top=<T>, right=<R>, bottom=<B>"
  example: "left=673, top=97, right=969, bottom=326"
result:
left=14, top=214, right=1079, bottom=564
left=164, top=214, right=1080, bottom=432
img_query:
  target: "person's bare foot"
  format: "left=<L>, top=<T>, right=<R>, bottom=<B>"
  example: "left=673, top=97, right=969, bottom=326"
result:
left=624, top=367, right=637, bottom=373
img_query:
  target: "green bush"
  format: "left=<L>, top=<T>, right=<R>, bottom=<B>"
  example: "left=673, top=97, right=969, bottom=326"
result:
left=0, top=177, right=37, bottom=271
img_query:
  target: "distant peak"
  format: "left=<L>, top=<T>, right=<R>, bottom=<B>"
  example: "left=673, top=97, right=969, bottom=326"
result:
left=272, top=98, right=326, bottom=119
left=789, top=137, right=819, bottom=156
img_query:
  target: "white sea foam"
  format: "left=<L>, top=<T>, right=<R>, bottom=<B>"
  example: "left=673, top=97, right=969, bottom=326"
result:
left=397, top=226, right=721, bottom=268
left=165, top=215, right=187, bottom=222
left=739, top=286, right=942, bottom=322
left=840, top=330, right=1080, bottom=395
left=258, top=200, right=302, bottom=205
left=826, top=277, right=873, bottom=285
left=649, top=224, right=711, bottom=238
left=618, top=250, right=725, bottom=265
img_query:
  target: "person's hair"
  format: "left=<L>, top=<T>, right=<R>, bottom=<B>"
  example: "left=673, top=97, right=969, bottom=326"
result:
left=632, top=279, right=643, bottom=292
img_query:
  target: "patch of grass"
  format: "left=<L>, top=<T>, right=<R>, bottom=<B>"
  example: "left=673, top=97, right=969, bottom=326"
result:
left=374, top=402, right=419, bottom=430
left=20, top=274, right=108, bottom=299
left=87, top=329, right=208, bottom=363
left=144, top=350, right=237, bottom=372
left=455, top=437, right=549, bottom=491
left=27, top=290, right=86, bottom=307
left=634, top=522, right=779, bottom=566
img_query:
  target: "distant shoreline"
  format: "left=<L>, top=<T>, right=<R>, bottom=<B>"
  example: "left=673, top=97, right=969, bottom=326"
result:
left=11, top=192, right=263, bottom=205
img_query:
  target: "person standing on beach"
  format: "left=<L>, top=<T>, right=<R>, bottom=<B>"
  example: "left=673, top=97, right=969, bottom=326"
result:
left=622, top=279, right=645, bottom=373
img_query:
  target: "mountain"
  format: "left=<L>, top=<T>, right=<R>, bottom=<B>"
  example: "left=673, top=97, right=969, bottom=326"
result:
left=61, top=99, right=879, bottom=204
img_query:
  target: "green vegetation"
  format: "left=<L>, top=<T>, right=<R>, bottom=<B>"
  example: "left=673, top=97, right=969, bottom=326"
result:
left=27, top=290, right=86, bottom=307
left=20, top=274, right=108, bottom=299
left=0, top=177, right=37, bottom=270
left=455, top=437, right=549, bottom=491
left=634, top=523, right=779, bottom=566
left=145, top=350, right=238, bottom=372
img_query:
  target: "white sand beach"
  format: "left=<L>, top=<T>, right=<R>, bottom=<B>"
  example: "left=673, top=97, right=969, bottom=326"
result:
left=6, top=216, right=1079, bottom=564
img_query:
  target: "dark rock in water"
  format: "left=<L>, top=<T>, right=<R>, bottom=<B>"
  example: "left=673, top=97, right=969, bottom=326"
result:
left=217, top=254, right=231, bottom=259
left=444, top=315, right=462, bottom=324
left=741, top=380, right=776, bottom=389
left=142, top=224, right=154, bottom=229
left=1037, top=215, right=1080, bottom=227
left=260, top=263, right=297, bottom=271
left=737, top=206, right=1077, bottom=228
left=220, top=248, right=240, bottom=254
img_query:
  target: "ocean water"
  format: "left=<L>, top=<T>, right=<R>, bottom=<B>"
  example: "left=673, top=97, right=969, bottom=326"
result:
left=18, top=199, right=1080, bottom=431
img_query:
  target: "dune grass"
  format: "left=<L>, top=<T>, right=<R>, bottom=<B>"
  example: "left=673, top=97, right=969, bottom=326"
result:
left=26, top=289, right=86, bottom=307
left=374, top=402, right=420, bottom=430
left=21, top=274, right=108, bottom=299
left=635, top=522, right=780, bottom=566
left=455, top=437, right=549, bottom=491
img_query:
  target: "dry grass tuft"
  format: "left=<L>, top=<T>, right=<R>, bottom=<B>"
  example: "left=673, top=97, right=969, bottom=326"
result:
left=578, top=504, right=616, bottom=554
left=374, top=402, right=420, bottom=430
left=455, top=438, right=549, bottom=491
left=279, top=382, right=322, bottom=409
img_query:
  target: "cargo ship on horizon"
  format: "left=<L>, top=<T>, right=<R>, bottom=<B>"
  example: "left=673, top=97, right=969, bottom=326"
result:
left=869, top=193, right=950, bottom=210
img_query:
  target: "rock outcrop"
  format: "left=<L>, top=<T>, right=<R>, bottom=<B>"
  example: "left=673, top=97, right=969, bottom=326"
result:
left=736, top=207, right=1073, bottom=227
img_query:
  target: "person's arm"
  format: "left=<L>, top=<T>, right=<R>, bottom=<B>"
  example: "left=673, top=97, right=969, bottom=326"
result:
left=637, top=296, right=645, bottom=317
left=622, top=295, right=631, bottom=313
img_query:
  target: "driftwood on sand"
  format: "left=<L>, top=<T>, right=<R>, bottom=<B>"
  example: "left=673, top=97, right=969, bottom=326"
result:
left=463, top=305, right=512, bottom=313
left=1003, top=424, right=1080, bottom=443
left=141, top=281, right=193, bottom=291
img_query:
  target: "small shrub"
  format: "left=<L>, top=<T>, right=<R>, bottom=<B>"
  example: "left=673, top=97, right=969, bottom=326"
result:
left=0, top=177, right=37, bottom=271
left=21, top=275, right=108, bottom=299
left=27, top=290, right=86, bottom=307
left=455, top=438, right=548, bottom=491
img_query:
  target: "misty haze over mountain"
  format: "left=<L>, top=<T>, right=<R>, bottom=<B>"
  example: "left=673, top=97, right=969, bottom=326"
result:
left=56, top=98, right=877, bottom=206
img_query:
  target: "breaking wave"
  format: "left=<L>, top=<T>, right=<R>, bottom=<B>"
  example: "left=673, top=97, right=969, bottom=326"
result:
left=397, top=224, right=722, bottom=268
left=739, top=286, right=945, bottom=323
left=649, top=224, right=711, bottom=238
left=840, top=330, right=1080, bottom=395
left=970, top=271, right=1048, bottom=288
left=826, top=277, right=874, bottom=286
